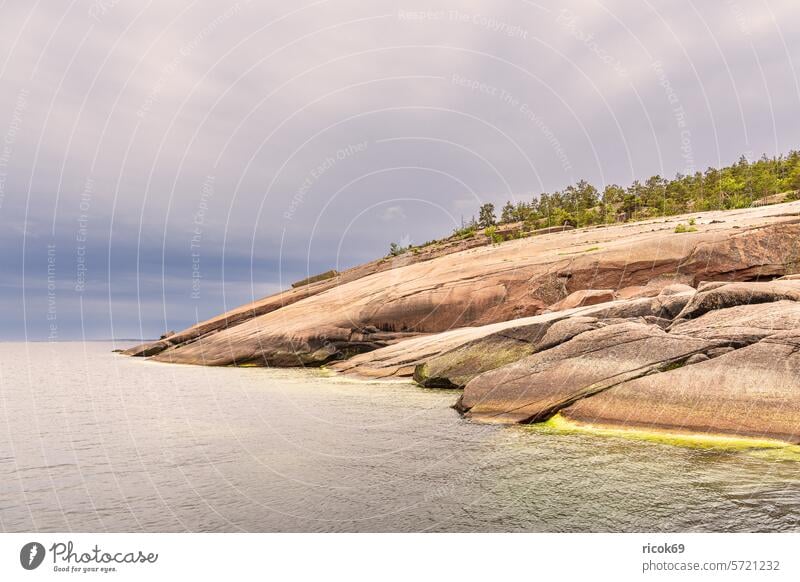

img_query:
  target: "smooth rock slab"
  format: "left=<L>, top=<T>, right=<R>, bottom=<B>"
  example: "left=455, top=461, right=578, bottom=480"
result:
left=561, top=330, right=800, bottom=443
left=142, top=205, right=800, bottom=366
left=459, top=322, right=723, bottom=423
left=672, top=280, right=800, bottom=324
left=669, top=300, right=800, bottom=344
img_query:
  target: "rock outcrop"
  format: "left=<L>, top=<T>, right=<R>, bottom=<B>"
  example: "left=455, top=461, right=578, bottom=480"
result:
left=560, top=329, right=800, bottom=443
left=133, top=202, right=800, bottom=367
left=124, top=202, right=800, bottom=444
left=458, top=321, right=726, bottom=424
left=456, top=280, right=800, bottom=442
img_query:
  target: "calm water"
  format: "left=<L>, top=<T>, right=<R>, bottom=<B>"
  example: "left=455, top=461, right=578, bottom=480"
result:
left=1, top=341, right=800, bottom=532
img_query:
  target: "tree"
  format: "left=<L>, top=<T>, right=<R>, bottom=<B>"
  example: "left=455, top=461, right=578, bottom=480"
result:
left=500, top=201, right=516, bottom=223
left=388, top=242, right=409, bottom=257
left=602, top=184, right=625, bottom=207
left=787, top=164, right=800, bottom=191
left=478, top=203, right=496, bottom=228
left=453, top=149, right=800, bottom=240
left=573, top=179, right=600, bottom=209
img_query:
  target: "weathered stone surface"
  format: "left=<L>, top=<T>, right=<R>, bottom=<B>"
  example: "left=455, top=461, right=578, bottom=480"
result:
left=123, top=341, right=171, bottom=357
left=658, top=283, right=696, bottom=296
left=669, top=300, right=800, bottom=344
left=615, top=285, right=651, bottom=300
left=650, top=287, right=696, bottom=319
left=121, top=201, right=800, bottom=444
left=459, top=322, right=724, bottom=423
left=411, top=314, right=601, bottom=389
left=671, top=280, right=800, bottom=325
left=697, top=281, right=729, bottom=293
left=128, top=202, right=800, bottom=367
left=550, top=289, right=616, bottom=311
left=456, top=284, right=800, bottom=442
left=411, top=293, right=702, bottom=388
left=616, top=278, right=694, bottom=300
left=561, top=329, right=800, bottom=443
left=335, top=297, right=662, bottom=384
left=684, top=353, right=709, bottom=365
left=535, top=316, right=603, bottom=352
left=332, top=304, right=609, bottom=380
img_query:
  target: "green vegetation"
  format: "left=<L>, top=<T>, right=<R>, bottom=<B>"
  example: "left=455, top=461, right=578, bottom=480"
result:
left=484, top=225, right=503, bottom=244
left=450, top=223, right=477, bottom=240
left=385, top=151, right=800, bottom=256
left=478, top=203, right=497, bottom=228
left=482, top=152, right=800, bottom=231
left=388, top=242, right=410, bottom=257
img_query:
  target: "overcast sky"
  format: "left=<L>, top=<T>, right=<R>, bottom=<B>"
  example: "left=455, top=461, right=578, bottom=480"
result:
left=1, top=0, right=798, bottom=340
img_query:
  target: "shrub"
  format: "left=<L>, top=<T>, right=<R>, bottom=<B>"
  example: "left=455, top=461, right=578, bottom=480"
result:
left=388, top=242, right=410, bottom=256
left=483, top=225, right=504, bottom=244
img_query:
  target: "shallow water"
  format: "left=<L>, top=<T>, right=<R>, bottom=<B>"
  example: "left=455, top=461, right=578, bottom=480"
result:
left=1, top=342, right=799, bottom=532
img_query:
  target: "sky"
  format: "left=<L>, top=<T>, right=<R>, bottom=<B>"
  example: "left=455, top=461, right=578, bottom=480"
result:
left=0, top=0, right=798, bottom=340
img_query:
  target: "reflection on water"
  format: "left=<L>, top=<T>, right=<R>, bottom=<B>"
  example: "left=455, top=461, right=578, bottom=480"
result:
left=1, top=342, right=799, bottom=532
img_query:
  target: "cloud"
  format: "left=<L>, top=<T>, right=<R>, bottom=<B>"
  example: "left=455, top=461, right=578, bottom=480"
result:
left=0, top=0, right=798, bottom=338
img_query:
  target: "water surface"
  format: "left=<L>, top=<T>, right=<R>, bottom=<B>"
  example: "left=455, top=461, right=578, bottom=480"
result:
left=2, top=342, right=799, bottom=532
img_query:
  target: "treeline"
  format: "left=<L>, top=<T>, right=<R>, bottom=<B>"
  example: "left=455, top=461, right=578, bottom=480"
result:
left=463, top=151, right=800, bottom=233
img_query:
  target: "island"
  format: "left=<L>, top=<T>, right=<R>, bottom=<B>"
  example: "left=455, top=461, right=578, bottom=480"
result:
left=124, top=156, right=800, bottom=446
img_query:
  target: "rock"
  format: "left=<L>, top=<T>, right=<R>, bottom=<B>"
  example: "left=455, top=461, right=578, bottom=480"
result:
left=642, top=316, right=672, bottom=328
left=671, top=280, right=800, bottom=325
left=130, top=203, right=800, bottom=367
left=706, top=346, right=735, bottom=358
left=120, top=201, right=800, bottom=444
left=697, top=281, right=729, bottom=293
left=413, top=315, right=601, bottom=388
left=561, top=329, right=800, bottom=443
left=123, top=341, right=171, bottom=357
left=459, top=322, right=724, bottom=423
left=658, top=283, right=696, bottom=296
left=535, top=316, right=603, bottom=353
left=454, top=292, right=800, bottom=442
left=650, top=287, right=696, bottom=319
left=615, top=285, right=651, bottom=300
left=684, top=353, right=709, bottom=365
left=340, top=297, right=659, bottom=385
left=549, top=289, right=616, bottom=311
left=616, top=279, right=694, bottom=300
left=669, top=300, right=800, bottom=344
left=334, top=304, right=617, bottom=381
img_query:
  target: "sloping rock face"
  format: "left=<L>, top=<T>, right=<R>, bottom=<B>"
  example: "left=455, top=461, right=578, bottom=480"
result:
left=458, top=322, right=725, bottom=423
left=124, top=202, right=800, bottom=443
left=411, top=294, right=689, bottom=388
left=549, top=289, right=615, bottom=311
left=560, top=330, right=800, bottom=443
left=456, top=280, right=800, bottom=442
left=670, top=280, right=800, bottom=324
left=331, top=297, right=664, bottom=382
left=123, top=228, right=494, bottom=357
left=137, top=202, right=800, bottom=366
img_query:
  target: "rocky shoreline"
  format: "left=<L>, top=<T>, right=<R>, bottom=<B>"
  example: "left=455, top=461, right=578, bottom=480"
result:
left=125, top=202, right=800, bottom=445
